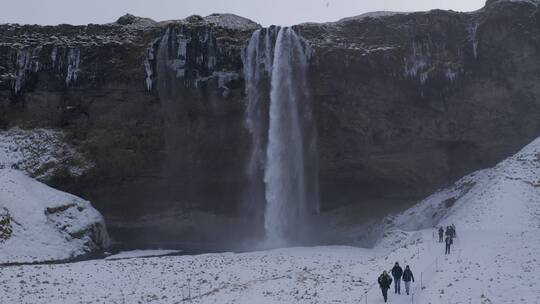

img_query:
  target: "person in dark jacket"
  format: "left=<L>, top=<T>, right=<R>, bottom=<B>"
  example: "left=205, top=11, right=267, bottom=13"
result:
left=378, top=270, right=393, bottom=303
left=402, top=265, right=415, bottom=295
left=438, top=226, right=444, bottom=242
left=445, top=226, right=452, bottom=238
left=445, top=235, right=453, bottom=254
left=391, top=262, right=403, bottom=294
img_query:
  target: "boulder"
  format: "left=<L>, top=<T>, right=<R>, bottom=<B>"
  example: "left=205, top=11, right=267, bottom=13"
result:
left=0, top=169, right=109, bottom=264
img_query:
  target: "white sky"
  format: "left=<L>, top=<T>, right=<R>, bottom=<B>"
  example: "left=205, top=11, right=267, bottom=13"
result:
left=2, top=0, right=486, bottom=26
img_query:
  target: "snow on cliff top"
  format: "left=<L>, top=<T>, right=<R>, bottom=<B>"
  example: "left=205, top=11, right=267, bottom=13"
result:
left=338, top=11, right=408, bottom=22
left=488, top=0, right=540, bottom=6
left=113, top=13, right=158, bottom=30
left=0, top=169, right=109, bottom=264
left=300, top=11, right=408, bottom=27
left=170, top=13, right=259, bottom=31
left=388, top=137, right=540, bottom=232
left=202, top=13, right=260, bottom=31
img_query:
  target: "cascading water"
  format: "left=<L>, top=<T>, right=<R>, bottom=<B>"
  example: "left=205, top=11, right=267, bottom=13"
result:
left=243, top=27, right=319, bottom=247
left=242, top=28, right=275, bottom=222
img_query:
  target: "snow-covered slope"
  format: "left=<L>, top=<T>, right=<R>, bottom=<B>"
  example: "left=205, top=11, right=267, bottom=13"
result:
left=0, top=169, right=109, bottom=264
left=387, top=137, right=540, bottom=232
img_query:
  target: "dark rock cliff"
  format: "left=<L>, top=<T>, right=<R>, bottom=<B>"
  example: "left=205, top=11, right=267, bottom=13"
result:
left=1, top=1, right=539, bottom=248
left=299, top=0, right=540, bottom=209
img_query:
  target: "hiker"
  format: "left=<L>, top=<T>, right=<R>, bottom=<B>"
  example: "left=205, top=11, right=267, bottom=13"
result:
left=451, top=224, right=457, bottom=238
left=445, top=226, right=452, bottom=238
left=402, top=265, right=415, bottom=295
left=438, top=226, right=444, bottom=242
left=391, top=262, right=403, bottom=294
left=378, top=270, right=393, bottom=303
left=445, top=234, right=453, bottom=254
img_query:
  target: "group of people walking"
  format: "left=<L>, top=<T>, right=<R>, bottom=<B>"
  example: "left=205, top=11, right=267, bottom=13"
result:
left=377, top=263, right=415, bottom=302
left=438, top=224, right=456, bottom=255
left=377, top=224, right=458, bottom=302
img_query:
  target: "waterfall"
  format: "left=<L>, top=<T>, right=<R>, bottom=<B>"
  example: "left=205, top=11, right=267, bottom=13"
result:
left=243, top=27, right=319, bottom=247
left=242, top=28, right=275, bottom=222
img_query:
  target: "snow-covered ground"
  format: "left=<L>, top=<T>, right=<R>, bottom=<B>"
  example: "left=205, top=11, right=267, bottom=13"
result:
left=0, top=169, right=109, bottom=264
left=1, top=137, right=539, bottom=303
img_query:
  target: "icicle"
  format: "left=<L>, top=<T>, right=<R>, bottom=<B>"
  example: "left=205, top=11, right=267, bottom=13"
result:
left=65, top=48, right=81, bottom=86
left=51, top=46, right=58, bottom=69
left=144, top=57, right=153, bottom=91
left=469, top=23, right=480, bottom=59
left=13, top=49, right=32, bottom=94
left=446, top=69, right=458, bottom=82
left=144, top=42, right=156, bottom=91
left=404, top=40, right=432, bottom=84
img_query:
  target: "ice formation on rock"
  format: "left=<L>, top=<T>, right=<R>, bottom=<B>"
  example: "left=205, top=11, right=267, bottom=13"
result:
left=469, top=22, right=480, bottom=59
left=65, top=48, right=81, bottom=86
left=404, top=40, right=431, bottom=83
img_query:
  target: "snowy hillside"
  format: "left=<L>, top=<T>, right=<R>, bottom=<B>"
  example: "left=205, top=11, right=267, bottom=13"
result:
left=0, top=169, right=109, bottom=264
left=386, top=137, right=540, bottom=232
left=0, top=138, right=539, bottom=303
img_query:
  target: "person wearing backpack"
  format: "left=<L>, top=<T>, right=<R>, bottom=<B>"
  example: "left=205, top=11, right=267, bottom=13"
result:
left=378, top=270, right=393, bottom=303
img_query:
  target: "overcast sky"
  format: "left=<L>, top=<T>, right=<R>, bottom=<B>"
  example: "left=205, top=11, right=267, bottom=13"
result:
left=2, top=0, right=486, bottom=26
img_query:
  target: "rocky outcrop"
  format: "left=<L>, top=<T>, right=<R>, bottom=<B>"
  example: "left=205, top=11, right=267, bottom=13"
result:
left=0, top=169, right=109, bottom=264
left=0, top=2, right=539, bottom=248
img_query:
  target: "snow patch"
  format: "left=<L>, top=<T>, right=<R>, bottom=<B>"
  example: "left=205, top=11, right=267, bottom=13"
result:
left=0, top=127, right=93, bottom=181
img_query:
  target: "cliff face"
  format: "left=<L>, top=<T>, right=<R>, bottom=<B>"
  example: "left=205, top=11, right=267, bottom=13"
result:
left=0, top=1, right=539, bottom=247
left=300, top=0, right=540, bottom=208
left=0, top=14, right=258, bottom=218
